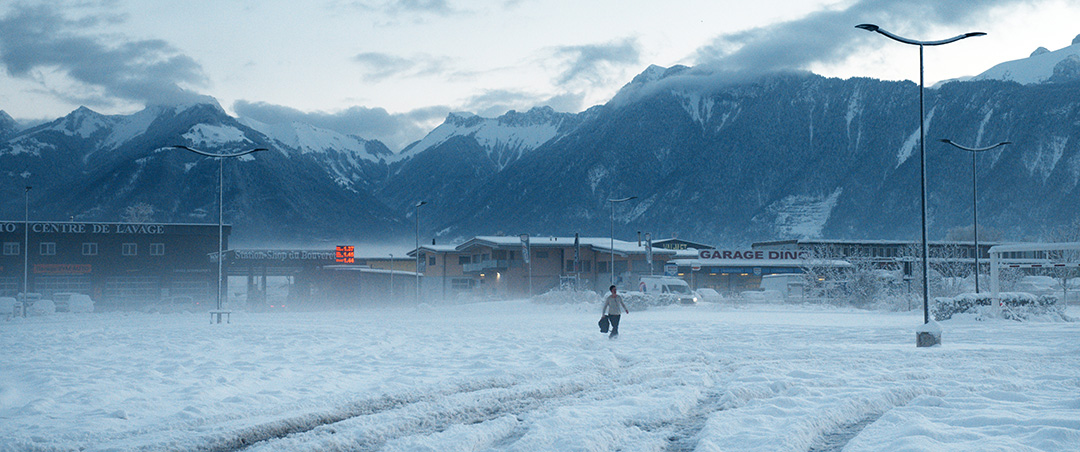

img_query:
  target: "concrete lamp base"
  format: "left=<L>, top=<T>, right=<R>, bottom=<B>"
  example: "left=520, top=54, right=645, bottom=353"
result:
left=916, top=320, right=942, bottom=347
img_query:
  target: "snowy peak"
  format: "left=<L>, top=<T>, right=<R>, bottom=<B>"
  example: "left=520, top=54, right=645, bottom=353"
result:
left=973, top=34, right=1080, bottom=84
left=237, top=117, right=390, bottom=162
left=392, top=106, right=576, bottom=167
left=48, top=106, right=116, bottom=139
left=0, top=110, right=17, bottom=139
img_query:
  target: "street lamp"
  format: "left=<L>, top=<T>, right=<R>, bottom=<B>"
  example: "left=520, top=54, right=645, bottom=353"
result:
left=171, top=145, right=267, bottom=312
left=856, top=24, right=985, bottom=342
left=414, top=201, right=427, bottom=304
left=23, top=185, right=30, bottom=317
left=608, top=196, right=636, bottom=286
left=940, top=139, right=1011, bottom=293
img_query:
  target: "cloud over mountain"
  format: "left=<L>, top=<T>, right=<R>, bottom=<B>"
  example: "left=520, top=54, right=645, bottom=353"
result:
left=0, top=3, right=208, bottom=108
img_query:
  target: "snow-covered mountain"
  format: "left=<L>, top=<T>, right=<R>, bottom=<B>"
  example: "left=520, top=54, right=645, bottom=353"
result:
left=378, top=106, right=586, bottom=220
left=238, top=117, right=393, bottom=192
left=0, top=110, right=20, bottom=141
left=7, top=43, right=1080, bottom=247
left=972, top=34, right=1080, bottom=84
left=0, top=102, right=406, bottom=245
left=409, top=66, right=1080, bottom=245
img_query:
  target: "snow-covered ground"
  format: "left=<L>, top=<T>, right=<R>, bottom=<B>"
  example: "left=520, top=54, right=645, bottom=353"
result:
left=2, top=301, right=1078, bottom=451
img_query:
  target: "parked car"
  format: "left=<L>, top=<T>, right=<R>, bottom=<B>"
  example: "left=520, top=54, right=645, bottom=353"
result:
left=695, top=288, right=722, bottom=303
left=639, top=276, right=699, bottom=304
left=52, top=292, right=95, bottom=313
left=0, top=297, right=16, bottom=319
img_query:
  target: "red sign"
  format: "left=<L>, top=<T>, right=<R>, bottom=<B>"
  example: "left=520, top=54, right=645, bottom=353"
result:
left=34, top=264, right=92, bottom=275
left=335, top=246, right=355, bottom=263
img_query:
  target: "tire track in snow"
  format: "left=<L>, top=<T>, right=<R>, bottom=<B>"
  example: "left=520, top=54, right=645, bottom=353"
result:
left=238, top=374, right=602, bottom=451
left=807, top=411, right=884, bottom=452
left=187, top=377, right=521, bottom=452
left=228, top=351, right=675, bottom=451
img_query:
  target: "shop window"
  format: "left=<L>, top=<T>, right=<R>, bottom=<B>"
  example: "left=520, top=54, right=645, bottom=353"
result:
left=82, top=243, right=98, bottom=256
left=40, top=242, right=56, bottom=256
left=122, top=243, right=137, bottom=256
left=459, top=255, right=471, bottom=265
left=150, top=243, right=165, bottom=256
left=3, top=242, right=18, bottom=256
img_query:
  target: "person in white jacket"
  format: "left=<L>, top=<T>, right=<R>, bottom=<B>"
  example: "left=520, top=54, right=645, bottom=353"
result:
left=601, top=285, right=629, bottom=338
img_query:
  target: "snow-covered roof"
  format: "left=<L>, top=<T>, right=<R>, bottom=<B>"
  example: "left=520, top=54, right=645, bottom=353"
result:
left=989, top=242, right=1080, bottom=254
left=460, top=236, right=677, bottom=256
left=407, top=235, right=679, bottom=257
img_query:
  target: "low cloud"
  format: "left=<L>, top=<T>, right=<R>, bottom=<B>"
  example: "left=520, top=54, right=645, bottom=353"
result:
left=695, top=0, right=1041, bottom=74
left=461, top=89, right=585, bottom=118
left=352, top=51, right=450, bottom=82
left=552, top=37, right=641, bottom=87
left=233, top=100, right=449, bottom=152
left=0, top=3, right=208, bottom=108
left=339, top=0, right=456, bottom=17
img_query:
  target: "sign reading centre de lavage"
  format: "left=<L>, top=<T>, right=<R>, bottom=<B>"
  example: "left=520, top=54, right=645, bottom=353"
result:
left=698, top=250, right=808, bottom=260
left=0, top=222, right=167, bottom=234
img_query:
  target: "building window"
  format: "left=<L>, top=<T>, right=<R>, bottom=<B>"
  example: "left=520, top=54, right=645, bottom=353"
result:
left=451, top=278, right=475, bottom=290
left=122, top=243, right=137, bottom=256
left=597, top=261, right=609, bottom=273
left=82, top=243, right=98, bottom=256
left=3, top=242, right=18, bottom=256
left=459, top=255, right=471, bottom=265
left=428, top=256, right=436, bottom=266
left=150, top=243, right=165, bottom=256
left=40, top=242, right=56, bottom=256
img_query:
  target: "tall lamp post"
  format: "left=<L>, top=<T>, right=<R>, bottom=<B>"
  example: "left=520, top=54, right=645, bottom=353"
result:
left=23, top=186, right=30, bottom=316
left=608, top=197, right=636, bottom=286
left=856, top=24, right=985, bottom=345
left=940, top=139, right=1011, bottom=293
left=414, top=201, right=427, bottom=305
left=171, top=145, right=266, bottom=312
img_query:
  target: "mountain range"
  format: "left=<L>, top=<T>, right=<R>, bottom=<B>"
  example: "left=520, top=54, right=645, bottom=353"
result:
left=4, top=36, right=1080, bottom=247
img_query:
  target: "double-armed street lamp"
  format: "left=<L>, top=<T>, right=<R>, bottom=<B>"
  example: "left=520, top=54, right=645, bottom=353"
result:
left=940, top=139, right=1012, bottom=293
left=856, top=24, right=985, bottom=344
left=171, top=145, right=267, bottom=312
left=608, top=196, right=636, bottom=286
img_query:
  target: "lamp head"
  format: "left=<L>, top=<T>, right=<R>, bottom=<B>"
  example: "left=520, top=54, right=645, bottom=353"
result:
left=855, top=24, right=879, bottom=32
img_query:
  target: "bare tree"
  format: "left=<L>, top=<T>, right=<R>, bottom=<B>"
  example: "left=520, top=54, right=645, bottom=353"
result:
left=928, top=242, right=972, bottom=298
left=121, top=202, right=155, bottom=223
left=800, top=244, right=848, bottom=305
left=1046, top=218, right=1080, bottom=306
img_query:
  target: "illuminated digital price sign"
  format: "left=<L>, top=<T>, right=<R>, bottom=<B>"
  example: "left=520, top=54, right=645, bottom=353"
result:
left=335, top=245, right=355, bottom=263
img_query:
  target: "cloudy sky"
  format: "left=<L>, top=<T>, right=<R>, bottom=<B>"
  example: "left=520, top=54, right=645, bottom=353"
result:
left=1, top=0, right=1078, bottom=151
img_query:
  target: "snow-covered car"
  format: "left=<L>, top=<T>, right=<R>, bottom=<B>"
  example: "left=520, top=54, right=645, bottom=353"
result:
left=0, top=297, right=16, bottom=318
left=695, top=288, right=722, bottom=303
left=28, top=298, right=56, bottom=316
left=53, top=293, right=95, bottom=313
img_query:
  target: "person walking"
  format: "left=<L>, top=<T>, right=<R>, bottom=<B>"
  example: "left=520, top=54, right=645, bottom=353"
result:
left=601, top=285, right=629, bottom=338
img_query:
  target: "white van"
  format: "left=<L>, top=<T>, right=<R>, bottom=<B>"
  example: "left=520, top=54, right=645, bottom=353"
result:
left=638, top=276, right=698, bottom=304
